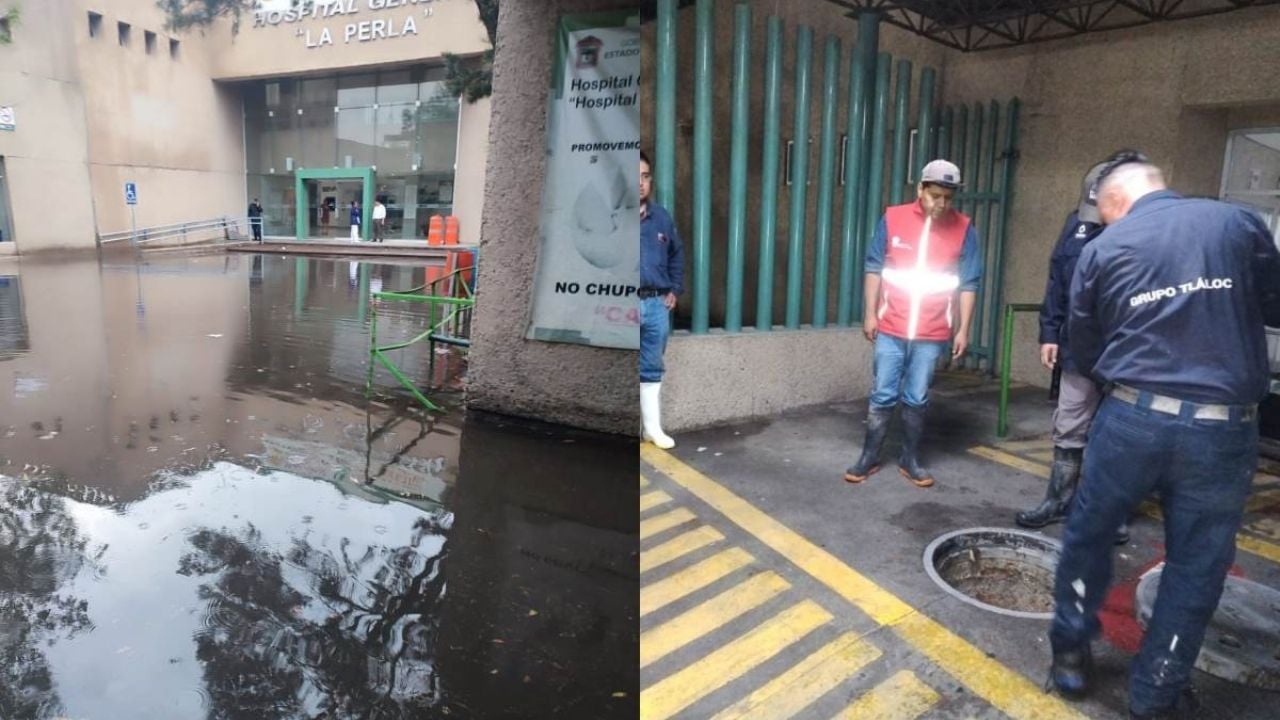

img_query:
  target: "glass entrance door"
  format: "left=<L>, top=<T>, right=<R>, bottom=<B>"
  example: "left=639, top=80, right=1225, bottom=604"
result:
left=306, top=180, right=365, bottom=238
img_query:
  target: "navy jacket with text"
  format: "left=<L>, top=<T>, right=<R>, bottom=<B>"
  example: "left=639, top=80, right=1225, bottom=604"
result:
left=1068, top=190, right=1280, bottom=405
left=1039, top=211, right=1104, bottom=373
left=640, top=203, right=684, bottom=295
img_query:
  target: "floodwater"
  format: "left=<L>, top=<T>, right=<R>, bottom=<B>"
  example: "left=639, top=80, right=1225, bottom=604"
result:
left=0, top=252, right=638, bottom=719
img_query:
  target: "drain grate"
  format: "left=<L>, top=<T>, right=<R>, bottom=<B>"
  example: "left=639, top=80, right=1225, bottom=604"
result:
left=1136, top=566, right=1280, bottom=690
left=924, top=527, right=1062, bottom=619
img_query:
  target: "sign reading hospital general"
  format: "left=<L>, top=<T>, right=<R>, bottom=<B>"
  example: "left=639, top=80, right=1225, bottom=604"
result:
left=526, top=12, right=641, bottom=350
left=252, top=0, right=442, bottom=50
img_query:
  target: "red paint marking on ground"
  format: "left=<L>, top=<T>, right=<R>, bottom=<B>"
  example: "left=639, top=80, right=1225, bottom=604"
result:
left=1099, top=556, right=1246, bottom=654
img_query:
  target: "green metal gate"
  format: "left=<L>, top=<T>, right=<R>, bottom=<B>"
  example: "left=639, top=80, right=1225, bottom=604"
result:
left=651, top=0, right=1021, bottom=373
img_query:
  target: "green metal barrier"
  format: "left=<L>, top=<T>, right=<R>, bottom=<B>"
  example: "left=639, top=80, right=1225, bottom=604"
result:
left=366, top=260, right=476, bottom=413
left=997, top=302, right=1042, bottom=438
left=649, top=5, right=1018, bottom=343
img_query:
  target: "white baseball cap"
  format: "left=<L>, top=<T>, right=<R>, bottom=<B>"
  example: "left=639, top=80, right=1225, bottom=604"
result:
left=920, top=159, right=964, bottom=189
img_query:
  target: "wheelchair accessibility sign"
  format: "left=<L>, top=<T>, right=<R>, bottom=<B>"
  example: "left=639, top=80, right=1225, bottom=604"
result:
left=124, top=182, right=138, bottom=205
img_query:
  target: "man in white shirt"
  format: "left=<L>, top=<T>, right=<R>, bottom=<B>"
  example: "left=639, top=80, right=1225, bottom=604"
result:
left=372, top=200, right=387, bottom=243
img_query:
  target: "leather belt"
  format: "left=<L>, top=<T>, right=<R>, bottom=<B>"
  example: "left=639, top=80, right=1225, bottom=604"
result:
left=1109, top=384, right=1256, bottom=422
left=637, top=287, right=669, bottom=299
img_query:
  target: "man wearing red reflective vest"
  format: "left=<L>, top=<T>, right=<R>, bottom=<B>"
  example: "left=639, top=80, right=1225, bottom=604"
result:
left=845, top=160, right=983, bottom=487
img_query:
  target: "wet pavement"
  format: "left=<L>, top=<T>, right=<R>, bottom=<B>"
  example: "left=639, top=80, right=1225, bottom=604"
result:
left=640, top=372, right=1280, bottom=719
left=0, top=252, right=638, bottom=719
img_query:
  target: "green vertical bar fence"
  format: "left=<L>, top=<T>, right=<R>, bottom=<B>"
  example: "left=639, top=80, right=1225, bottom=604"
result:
left=863, top=53, right=891, bottom=254
left=691, top=0, right=714, bottom=334
left=784, top=25, right=813, bottom=330
left=812, top=36, right=840, bottom=329
left=756, top=16, right=784, bottom=331
left=655, top=0, right=677, bottom=213
left=889, top=59, right=911, bottom=205
left=850, top=12, right=880, bottom=322
left=989, top=100, right=1021, bottom=375
left=916, top=67, right=936, bottom=165
left=837, top=31, right=868, bottom=327
left=725, top=3, right=751, bottom=332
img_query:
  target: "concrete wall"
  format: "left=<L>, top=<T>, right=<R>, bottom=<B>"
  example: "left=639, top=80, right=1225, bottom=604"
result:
left=664, top=327, right=874, bottom=431
left=940, top=3, right=1280, bottom=389
left=466, top=0, right=638, bottom=435
left=73, top=0, right=245, bottom=245
left=452, top=96, right=491, bottom=247
left=210, top=0, right=489, bottom=81
left=0, top=0, right=98, bottom=249
left=640, top=0, right=949, bottom=330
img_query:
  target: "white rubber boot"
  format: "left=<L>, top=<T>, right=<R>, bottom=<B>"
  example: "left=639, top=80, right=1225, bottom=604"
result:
left=640, top=382, right=675, bottom=449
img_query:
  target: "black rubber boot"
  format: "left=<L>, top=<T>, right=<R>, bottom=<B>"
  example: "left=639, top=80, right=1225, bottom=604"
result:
left=1049, top=645, right=1093, bottom=699
left=897, top=404, right=934, bottom=488
left=1016, top=447, right=1082, bottom=528
left=845, top=406, right=893, bottom=483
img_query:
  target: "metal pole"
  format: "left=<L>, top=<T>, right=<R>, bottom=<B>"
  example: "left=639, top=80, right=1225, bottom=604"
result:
left=966, top=102, right=986, bottom=368
left=937, top=106, right=953, bottom=163
left=130, top=206, right=137, bottom=246
left=837, top=32, right=868, bottom=327
left=989, top=99, right=1021, bottom=376
left=862, top=53, right=891, bottom=252
left=691, top=0, right=714, bottom=334
left=656, top=0, right=677, bottom=213
left=725, top=3, right=751, bottom=332
left=784, top=24, right=813, bottom=330
left=851, top=11, right=879, bottom=321
left=812, top=36, right=840, bottom=329
left=998, top=303, right=1016, bottom=438
left=889, top=59, right=911, bottom=206
left=916, top=67, right=936, bottom=164
left=756, top=16, right=784, bottom=332
left=979, top=100, right=1000, bottom=369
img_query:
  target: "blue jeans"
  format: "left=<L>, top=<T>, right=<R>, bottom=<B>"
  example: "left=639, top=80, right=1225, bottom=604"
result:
left=639, top=296, right=669, bottom=383
left=869, top=334, right=946, bottom=409
left=1049, top=393, right=1257, bottom=715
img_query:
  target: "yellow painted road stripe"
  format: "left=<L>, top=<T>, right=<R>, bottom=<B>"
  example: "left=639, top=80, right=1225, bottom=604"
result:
left=641, top=571, right=789, bottom=669
left=1245, top=487, right=1280, bottom=513
left=968, top=446, right=1050, bottom=478
left=1027, top=450, right=1056, bottom=463
left=641, top=490, right=674, bottom=513
left=1238, top=529, right=1280, bottom=563
left=712, top=631, right=883, bottom=720
left=992, top=437, right=1055, bottom=452
left=640, top=547, right=754, bottom=617
left=641, top=474, right=651, bottom=489
left=641, top=507, right=696, bottom=541
left=979, top=448, right=1280, bottom=567
left=639, top=600, right=832, bottom=720
left=643, top=445, right=1088, bottom=720
left=831, top=670, right=939, bottom=720
left=641, top=526, right=725, bottom=574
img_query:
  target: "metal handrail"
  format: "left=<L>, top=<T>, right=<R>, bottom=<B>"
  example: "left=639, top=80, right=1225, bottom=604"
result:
left=997, top=302, right=1043, bottom=438
left=99, top=216, right=250, bottom=245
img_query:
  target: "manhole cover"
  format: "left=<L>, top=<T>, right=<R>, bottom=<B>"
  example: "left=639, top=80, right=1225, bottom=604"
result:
left=924, top=527, right=1061, bottom=619
left=1136, top=565, right=1280, bottom=690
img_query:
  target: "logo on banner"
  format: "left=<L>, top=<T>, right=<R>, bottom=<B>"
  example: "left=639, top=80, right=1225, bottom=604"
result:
left=575, top=36, right=603, bottom=68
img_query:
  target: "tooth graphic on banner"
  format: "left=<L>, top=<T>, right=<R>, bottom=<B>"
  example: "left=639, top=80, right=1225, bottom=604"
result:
left=572, top=160, right=631, bottom=269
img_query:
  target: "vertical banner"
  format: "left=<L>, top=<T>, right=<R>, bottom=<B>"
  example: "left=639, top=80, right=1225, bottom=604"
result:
left=526, top=11, right=641, bottom=350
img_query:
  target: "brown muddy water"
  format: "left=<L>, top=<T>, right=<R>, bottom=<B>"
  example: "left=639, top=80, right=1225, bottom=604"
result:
left=0, top=252, right=638, bottom=719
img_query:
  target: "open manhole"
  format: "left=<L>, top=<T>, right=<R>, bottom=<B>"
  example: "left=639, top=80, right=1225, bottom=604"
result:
left=924, top=527, right=1061, bottom=619
left=1136, top=565, right=1280, bottom=690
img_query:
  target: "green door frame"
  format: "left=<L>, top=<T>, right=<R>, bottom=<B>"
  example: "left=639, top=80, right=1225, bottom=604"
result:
left=294, top=167, right=375, bottom=241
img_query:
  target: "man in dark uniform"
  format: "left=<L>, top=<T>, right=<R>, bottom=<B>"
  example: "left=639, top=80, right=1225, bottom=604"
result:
left=639, top=150, right=683, bottom=448
left=1048, top=151, right=1280, bottom=718
left=1017, top=161, right=1129, bottom=543
left=247, top=198, right=264, bottom=242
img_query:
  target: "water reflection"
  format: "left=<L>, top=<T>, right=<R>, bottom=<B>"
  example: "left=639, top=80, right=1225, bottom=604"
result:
left=0, top=252, right=637, bottom=719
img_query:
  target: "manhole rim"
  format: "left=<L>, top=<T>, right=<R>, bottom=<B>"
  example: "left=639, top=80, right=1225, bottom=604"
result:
left=923, top=526, right=1062, bottom=620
